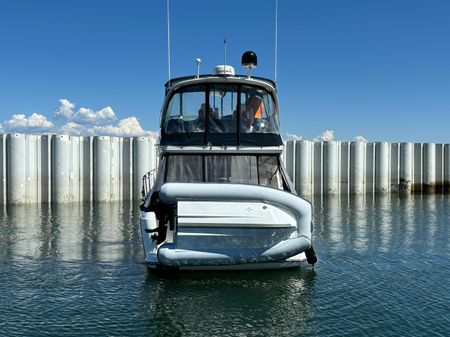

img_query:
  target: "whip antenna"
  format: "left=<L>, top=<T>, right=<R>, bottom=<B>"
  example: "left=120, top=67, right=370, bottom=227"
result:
left=224, top=38, right=227, bottom=77
left=166, top=0, right=171, bottom=85
left=275, top=0, right=278, bottom=84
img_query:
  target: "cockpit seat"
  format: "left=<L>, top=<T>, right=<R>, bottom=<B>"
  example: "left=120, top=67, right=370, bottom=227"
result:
left=166, top=118, right=184, bottom=133
left=209, top=118, right=236, bottom=133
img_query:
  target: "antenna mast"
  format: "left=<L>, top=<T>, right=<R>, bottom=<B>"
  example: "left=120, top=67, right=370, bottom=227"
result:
left=224, top=38, right=227, bottom=77
left=166, top=0, right=171, bottom=85
left=274, top=0, right=278, bottom=84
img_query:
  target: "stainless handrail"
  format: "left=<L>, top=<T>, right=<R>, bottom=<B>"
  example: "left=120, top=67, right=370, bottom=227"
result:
left=141, top=169, right=157, bottom=200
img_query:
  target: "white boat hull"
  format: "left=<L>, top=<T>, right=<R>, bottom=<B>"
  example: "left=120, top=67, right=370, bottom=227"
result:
left=140, top=183, right=314, bottom=271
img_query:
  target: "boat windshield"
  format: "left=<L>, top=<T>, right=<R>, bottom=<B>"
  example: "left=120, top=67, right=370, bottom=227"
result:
left=161, top=84, right=281, bottom=146
left=164, top=154, right=287, bottom=190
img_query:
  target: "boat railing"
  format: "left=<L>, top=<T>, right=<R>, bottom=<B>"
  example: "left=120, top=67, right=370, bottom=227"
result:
left=141, top=169, right=157, bottom=200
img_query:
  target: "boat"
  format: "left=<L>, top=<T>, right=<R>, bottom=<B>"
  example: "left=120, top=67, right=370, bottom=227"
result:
left=140, top=51, right=317, bottom=270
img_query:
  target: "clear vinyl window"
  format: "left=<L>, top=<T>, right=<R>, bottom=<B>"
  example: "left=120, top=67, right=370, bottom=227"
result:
left=208, top=85, right=238, bottom=133
left=164, top=86, right=205, bottom=134
left=162, top=84, right=279, bottom=135
left=240, top=86, right=279, bottom=134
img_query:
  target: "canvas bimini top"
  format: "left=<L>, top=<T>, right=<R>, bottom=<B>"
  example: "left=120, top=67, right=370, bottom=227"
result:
left=159, top=73, right=283, bottom=147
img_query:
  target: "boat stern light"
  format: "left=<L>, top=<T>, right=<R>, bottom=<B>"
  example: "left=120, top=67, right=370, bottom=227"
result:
left=241, top=51, right=257, bottom=78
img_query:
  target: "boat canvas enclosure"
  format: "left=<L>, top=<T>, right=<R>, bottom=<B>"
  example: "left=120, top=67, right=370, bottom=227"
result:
left=160, top=76, right=283, bottom=147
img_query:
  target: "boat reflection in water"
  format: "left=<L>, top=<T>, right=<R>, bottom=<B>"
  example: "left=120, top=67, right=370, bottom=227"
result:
left=140, top=269, right=317, bottom=336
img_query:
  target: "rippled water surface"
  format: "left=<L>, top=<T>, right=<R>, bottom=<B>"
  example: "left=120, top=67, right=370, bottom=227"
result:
left=0, top=195, right=449, bottom=336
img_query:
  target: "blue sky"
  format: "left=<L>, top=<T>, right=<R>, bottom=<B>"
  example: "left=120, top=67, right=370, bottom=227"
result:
left=0, top=0, right=449, bottom=142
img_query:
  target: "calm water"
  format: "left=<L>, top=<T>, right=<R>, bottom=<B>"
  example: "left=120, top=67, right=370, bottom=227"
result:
left=0, top=195, right=449, bottom=336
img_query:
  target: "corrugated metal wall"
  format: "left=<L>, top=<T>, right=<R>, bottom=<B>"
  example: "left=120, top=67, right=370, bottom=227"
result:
left=1, top=134, right=449, bottom=204
left=283, top=140, right=450, bottom=196
left=0, top=134, right=157, bottom=204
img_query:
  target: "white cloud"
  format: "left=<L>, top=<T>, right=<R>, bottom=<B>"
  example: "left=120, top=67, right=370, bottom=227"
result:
left=58, top=117, right=158, bottom=138
left=314, top=129, right=334, bottom=141
left=55, top=98, right=75, bottom=119
left=73, top=106, right=116, bottom=125
left=52, top=99, right=154, bottom=137
left=285, top=133, right=302, bottom=141
left=95, top=117, right=152, bottom=137
left=0, top=98, right=169, bottom=141
left=353, top=135, right=368, bottom=142
left=2, top=113, right=54, bottom=133
left=60, top=122, right=94, bottom=136
left=54, top=99, right=117, bottom=125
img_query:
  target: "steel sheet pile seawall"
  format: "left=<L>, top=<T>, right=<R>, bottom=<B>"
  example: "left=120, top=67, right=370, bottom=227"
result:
left=0, top=134, right=157, bottom=204
left=284, top=140, right=450, bottom=196
left=0, top=134, right=449, bottom=204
